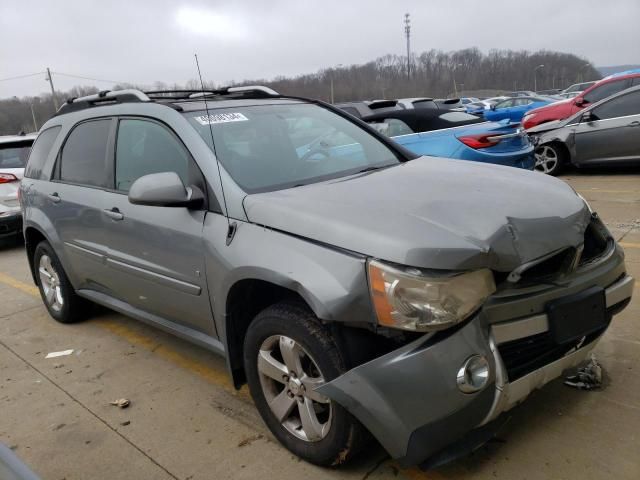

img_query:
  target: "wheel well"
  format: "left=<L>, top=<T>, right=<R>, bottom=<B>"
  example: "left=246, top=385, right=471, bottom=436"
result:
left=24, top=227, right=47, bottom=284
left=225, top=279, right=308, bottom=389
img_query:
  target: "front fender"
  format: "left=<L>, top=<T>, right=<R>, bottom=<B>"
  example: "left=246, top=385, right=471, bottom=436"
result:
left=202, top=214, right=374, bottom=347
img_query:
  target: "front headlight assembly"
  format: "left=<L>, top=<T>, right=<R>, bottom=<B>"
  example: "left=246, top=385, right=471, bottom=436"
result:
left=368, top=260, right=496, bottom=332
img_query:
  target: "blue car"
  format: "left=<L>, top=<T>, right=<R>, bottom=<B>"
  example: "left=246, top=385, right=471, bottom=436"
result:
left=483, top=96, right=556, bottom=123
left=362, top=110, right=534, bottom=169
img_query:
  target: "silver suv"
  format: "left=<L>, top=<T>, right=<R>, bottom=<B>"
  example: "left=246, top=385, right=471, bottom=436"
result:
left=20, top=87, right=634, bottom=468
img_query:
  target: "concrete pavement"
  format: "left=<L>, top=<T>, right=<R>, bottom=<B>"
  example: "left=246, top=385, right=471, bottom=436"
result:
left=1, top=170, right=639, bottom=480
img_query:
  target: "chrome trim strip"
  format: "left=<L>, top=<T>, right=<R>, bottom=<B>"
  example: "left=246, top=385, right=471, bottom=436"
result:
left=606, top=275, right=635, bottom=308
left=481, top=334, right=602, bottom=425
left=492, top=314, right=548, bottom=344
left=106, top=258, right=201, bottom=296
left=492, top=275, right=634, bottom=345
left=64, top=241, right=105, bottom=261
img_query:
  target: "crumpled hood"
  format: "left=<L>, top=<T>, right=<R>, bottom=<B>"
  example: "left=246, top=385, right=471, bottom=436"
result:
left=243, top=158, right=590, bottom=271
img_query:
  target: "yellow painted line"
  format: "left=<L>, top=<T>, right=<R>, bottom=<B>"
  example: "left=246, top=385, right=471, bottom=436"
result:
left=621, top=242, right=640, bottom=250
left=0, top=271, right=40, bottom=296
left=0, top=272, right=248, bottom=398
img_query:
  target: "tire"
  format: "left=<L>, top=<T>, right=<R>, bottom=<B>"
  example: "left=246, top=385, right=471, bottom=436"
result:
left=244, top=301, right=365, bottom=466
left=534, top=143, right=566, bottom=176
left=33, top=240, right=88, bottom=323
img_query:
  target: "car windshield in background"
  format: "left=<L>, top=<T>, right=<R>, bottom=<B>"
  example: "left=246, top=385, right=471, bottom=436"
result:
left=0, top=143, right=31, bottom=168
left=184, top=103, right=402, bottom=193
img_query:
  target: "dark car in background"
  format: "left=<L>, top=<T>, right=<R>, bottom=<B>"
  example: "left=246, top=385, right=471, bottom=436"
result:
left=529, top=85, right=640, bottom=175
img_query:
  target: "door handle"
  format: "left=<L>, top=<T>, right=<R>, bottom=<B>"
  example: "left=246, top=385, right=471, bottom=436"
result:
left=628, top=121, right=640, bottom=127
left=47, top=192, right=61, bottom=203
left=103, top=208, right=124, bottom=221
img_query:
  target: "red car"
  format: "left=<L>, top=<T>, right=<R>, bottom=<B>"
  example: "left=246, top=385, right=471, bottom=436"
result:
left=523, top=71, right=640, bottom=129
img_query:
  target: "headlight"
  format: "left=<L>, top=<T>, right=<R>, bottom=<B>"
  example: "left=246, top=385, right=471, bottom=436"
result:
left=368, top=260, right=496, bottom=332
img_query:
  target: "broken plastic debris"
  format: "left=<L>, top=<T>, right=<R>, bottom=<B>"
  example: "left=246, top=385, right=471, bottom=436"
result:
left=110, top=398, right=131, bottom=408
left=564, top=354, right=603, bottom=390
left=45, top=349, right=74, bottom=359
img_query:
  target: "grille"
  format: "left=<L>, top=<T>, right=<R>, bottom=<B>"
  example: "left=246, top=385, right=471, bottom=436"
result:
left=579, top=220, right=609, bottom=266
left=498, top=327, right=607, bottom=381
left=496, top=300, right=626, bottom=381
left=499, top=215, right=611, bottom=288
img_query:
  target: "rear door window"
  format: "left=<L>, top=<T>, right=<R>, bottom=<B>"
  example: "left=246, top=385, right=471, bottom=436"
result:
left=25, top=127, right=61, bottom=179
left=115, top=119, right=191, bottom=192
left=59, top=119, right=112, bottom=187
left=583, top=79, right=631, bottom=104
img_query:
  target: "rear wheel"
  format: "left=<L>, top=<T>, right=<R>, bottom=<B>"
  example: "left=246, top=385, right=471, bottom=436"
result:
left=244, top=302, right=365, bottom=466
left=34, top=241, right=88, bottom=323
left=534, top=143, right=566, bottom=176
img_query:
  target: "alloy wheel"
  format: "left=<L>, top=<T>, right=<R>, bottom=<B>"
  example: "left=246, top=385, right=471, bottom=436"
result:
left=534, top=145, right=559, bottom=174
left=257, top=335, right=332, bottom=442
left=38, top=254, right=64, bottom=312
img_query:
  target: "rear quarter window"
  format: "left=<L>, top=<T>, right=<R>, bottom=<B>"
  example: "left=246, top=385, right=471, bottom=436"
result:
left=24, top=127, right=61, bottom=179
left=58, top=119, right=112, bottom=188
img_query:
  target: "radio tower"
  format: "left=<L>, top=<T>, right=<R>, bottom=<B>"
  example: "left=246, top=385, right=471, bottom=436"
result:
left=404, top=13, right=411, bottom=79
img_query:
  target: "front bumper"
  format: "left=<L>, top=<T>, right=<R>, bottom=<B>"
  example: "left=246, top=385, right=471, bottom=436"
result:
left=317, top=270, right=634, bottom=466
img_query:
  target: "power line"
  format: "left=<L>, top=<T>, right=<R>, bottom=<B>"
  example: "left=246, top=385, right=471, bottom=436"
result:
left=52, top=71, right=129, bottom=85
left=0, top=72, right=45, bottom=82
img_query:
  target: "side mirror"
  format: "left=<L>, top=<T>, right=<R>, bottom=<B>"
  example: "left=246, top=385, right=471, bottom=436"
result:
left=581, top=111, right=593, bottom=122
left=574, top=97, right=585, bottom=106
left=490, top=104, right=496, bottom=110
left=128, top=172, right=204, bottom=208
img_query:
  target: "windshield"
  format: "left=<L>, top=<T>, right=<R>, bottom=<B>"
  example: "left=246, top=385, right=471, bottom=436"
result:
left=0, top=143, right=32, bottom=169
left=184, top=103, right=402, bottom=193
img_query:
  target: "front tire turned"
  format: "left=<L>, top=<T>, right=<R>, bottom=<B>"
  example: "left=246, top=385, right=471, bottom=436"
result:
left=243, top=301, right=365, bottom=466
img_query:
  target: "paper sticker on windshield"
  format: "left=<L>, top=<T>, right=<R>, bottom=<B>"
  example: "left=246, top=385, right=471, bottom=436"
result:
left=194, top=113, right=249, bottom=125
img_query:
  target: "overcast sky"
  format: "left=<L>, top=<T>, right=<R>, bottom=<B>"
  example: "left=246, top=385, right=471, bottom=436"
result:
left=2, top=0, right=639, bottom=98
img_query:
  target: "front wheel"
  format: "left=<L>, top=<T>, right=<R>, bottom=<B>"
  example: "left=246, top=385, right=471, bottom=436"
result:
left=534, top=143, right=566, bottom=176
left=244, top=302, right=365, bottom=466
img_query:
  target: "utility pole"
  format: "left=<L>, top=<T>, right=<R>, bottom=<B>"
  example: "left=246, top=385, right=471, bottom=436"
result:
left=29, top=103, right=38, bottom=131
left=404, top=13, right=411, bottom=80
left=45, top=67, right=58, bottom=110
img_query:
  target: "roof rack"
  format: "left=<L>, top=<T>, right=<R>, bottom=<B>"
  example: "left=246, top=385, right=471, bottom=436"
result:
left=55, top=89, right=151, bottom=116
left=144, top=85, right=280, bottom=100
left=54, top=85, right=281, bottom=116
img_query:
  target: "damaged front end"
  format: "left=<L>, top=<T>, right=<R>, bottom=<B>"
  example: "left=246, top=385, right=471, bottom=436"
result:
left=317, top=214, right=635, bottom=468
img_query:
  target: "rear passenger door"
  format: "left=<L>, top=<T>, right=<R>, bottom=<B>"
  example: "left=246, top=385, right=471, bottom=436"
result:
left=48, top=118, right=114, bottom=290
left=101, top=118, right=214, bottom=335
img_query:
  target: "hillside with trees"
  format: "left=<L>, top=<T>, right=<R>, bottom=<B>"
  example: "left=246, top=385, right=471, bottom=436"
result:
left=1, top=48, right=601, bottom=135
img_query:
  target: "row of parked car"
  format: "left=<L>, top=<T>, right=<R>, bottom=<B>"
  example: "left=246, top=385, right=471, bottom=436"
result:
left=334, top=69, right=640, bottom=176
